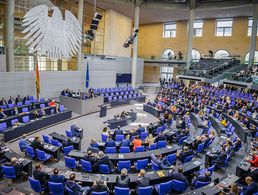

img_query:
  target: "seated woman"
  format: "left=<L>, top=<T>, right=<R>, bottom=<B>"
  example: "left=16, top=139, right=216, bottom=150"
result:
left=220, top=117, right=227, bottom=127
left=233, top=111, right=239, bottom=120
left=247, top=150, right=258, bottom=167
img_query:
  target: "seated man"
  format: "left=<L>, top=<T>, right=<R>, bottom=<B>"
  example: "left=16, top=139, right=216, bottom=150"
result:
left=136, top=169, right=150, bottom=189
left=212, top=147, right=227, bottom=167
left=168, top=167, right=189, bottom=185
left=192, top=171, right=211, bottom=186
left=66, top=173, right=89, bottom=195
left=33, top=163, right=50, bottom=188
left=120, top=135, right=130, bottom=147
left=105, top=137, right=116, bottom=148
left=88, top=177, right=110, bottom=194
left=113, top=126, right=123, bottom=138
left=136, top=124, right=145, bottom=135
left=62, top=138, right=72, bottom=147
left=191, top=136, right=202, bottom=150
left=30, top=135, right=44, bottom=151
left=5, top=157, right=23, bottom=177
left=49, top=168, right=65, bottom=186
left=151, top=153, right=171, bottom=169
left=93, top=151, right=114, bottom=173
left=0, top=108, right=7, bottom=119
left=83, top=150, right=97, bottom=165
left=154, top=132, right=167, bottom=143
left=241, top=176, right=258, bottom=195
left=178, top=146, right=193, bottom=163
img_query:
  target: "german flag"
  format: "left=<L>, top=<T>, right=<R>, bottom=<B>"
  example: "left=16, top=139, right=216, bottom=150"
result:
left=35, top=57, right=40, bottom=99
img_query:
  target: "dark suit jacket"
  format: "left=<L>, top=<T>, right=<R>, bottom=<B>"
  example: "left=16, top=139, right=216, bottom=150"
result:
left=88, top=184, right=109, bottom=194
left=136, top=176, right=150, bottom=187
left=50, top=174, right=65, bottom=185
left=15, top=97, right=22, bottom=104
left=105, top=140, right=116, bottom=148
left=195, top=175, right=212, bottom=183
left=120, top=139, right=130, bottom=147
left=8, top=99, right=14, bottom=104
left=0, top=112, right=6, bottom=119
left=66, top=180, right=83, bottom=194
left=5, top=162, right=22, bottom=177
left=33, top=170, right=50, bottom=187
left=93, top=155, right=113, bottom=171
left=116, top=175, right=130, bottom=188
left=242, top=182, right=258, bottom=195
left=114, top=129, right=123, bottom=137
left=154, top=134, right=167, bottom=143
left=83, top=155, right=97, bottom=165
left=30, top=140, right=43, bottom=151
left=169, top=170, right=189, bottom=185
left=0, top=100, right=7, bottom=106
left=179, top=149, right=193, bottom=162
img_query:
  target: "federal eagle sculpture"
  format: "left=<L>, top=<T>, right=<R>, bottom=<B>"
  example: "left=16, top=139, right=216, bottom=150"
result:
left=22, top=5, right=82, bottom=60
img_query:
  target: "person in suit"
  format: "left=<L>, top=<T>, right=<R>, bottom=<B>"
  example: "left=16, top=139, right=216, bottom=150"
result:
left=49, top=168, right=65, bottom=186
left=178, top=146, right=193, bottom=163
left=88, top=177, right=110, bottom=194
left=154, top=132, right=167, bottom=143
left=105, top=136, right=116, bottom=148
left=33, top=163, right=50, bottom=188
left=212, top=147, right=227, bottom=167
left=136, top=169, right=150, bottom=188
left=30, top=135, right=44, bottom=150
left=12, top=106, right=19, bottom=116
left=90, top=138, right=99, bottom=148
left=136, top=124, right=145, bottom=135
left=120, top=135, right=130, bottom=147
left=15, top=95, right=22, bottom=104
left=151, top=153, right=171, bottom=169
left=168, top=167, right=189, bottom=185
left=5, top=157, right=23, bottom=177
left=116, top=168, right=130, bottom=188
left=83, top=150, right=97, bottom=165
left=0, top=108, right=7, bottom=119
left=241, top=176, right=258, bottom=195
left=37, top=108, right=46, bottom=118
left=8, top=96, right=14, bottom=104
left=93, top=151, right=114, bottom=172
left=113, top=126, right=123, bottom=138
left=191, top=136, right=202, bottom=150
left=192, top=171, right=211, bottom=186
left=66, top=173, right=89, bottom=195
left=0, top=98, right=7, bottom=106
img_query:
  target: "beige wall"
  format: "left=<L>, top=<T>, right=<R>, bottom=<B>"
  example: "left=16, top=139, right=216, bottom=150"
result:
left=104, top=9, right=132, bottom=57
left=138, top=17, right=258, bottom=62
left=143, top=66, right=160, bottom=83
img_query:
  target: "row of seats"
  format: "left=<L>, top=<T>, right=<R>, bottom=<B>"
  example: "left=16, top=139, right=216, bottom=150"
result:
left=0, top=98, right=46, bottom=110
left=94, top=87, right=134, bottom=93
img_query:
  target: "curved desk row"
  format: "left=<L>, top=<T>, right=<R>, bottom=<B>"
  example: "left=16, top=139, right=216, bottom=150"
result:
left=104, top=112, right=137, bottom=129
left=68, top=144, right=180, bottom=162
left=60, top=160, right=202, bottom=186
left=109, top=95, right=146, bottom=107
left=207, top=105, right=251, bottom=143
left=190, top=113, right=203, bottom=129
left=143, top=104, right=161, bottom=118
left=3, top=110, right=72, bottom=142
left=2, top=100, right=50, bottom=116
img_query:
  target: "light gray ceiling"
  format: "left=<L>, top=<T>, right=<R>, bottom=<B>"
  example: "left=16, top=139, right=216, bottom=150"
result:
left=86, top=0, right=254, bottom=24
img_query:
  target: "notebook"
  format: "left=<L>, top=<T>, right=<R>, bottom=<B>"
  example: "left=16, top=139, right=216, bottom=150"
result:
left=156, top=170, right=166, bottom=178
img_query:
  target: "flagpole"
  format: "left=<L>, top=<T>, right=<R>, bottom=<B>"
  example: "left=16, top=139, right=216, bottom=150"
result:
left=34, top=53, right=40, bottom=99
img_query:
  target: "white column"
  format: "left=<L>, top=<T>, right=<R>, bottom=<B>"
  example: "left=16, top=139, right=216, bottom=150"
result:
left=6, top=0, right=14, bottom=72
left=186, top=8, right=195, bottom=70
left=248, top=4, right=258, bottom=67
left=131, top=2, right=140, bottom=88
left=77, top=0, right=84, bottom=71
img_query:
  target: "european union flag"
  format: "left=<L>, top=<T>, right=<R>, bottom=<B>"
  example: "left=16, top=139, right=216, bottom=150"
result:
left=86, top=62, right=89, bottom=88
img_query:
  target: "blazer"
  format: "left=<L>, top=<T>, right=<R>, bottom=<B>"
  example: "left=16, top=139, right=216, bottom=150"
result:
left=179, top=149, right=193, bottom=162
left=169, top=170, right=189, bottom=185
left=0, top=112, right=6, bottom=119
left=242, top=182, right=258, bottom=195
left=93, top=155, right=113, bottom=171
left=136, top=176, right=150, bottom=187
left=50, top=174, right=65, bottom=185
left=83, top=155, right=97, bottom=165
left=88, top=184, right=110, bottom=194
left=33, top=170, right=50, bottom=187
left=116, top=175, right=130, bottom=188
left=105, top=140, right=116, bottom=148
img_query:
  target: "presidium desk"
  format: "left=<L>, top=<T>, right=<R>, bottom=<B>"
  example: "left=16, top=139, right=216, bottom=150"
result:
left=60, top=95, right=104, bottom=115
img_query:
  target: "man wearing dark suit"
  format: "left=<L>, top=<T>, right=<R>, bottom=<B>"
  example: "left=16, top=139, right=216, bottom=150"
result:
left=213, top=147, right=227, bottom=167
left=30, top=136, right=44, bottom=150
left=22, top=96, right=29, bottom=104
left=49, top=168, right=65, bottom=186
left=93, top=151, right=114, bottom=172
left=116, top=168, right=130, bottom=188
left=83, top=150, right=97, bottom=165
left=66, top=173, right=89, bottom=194
left=154, top=132, right=167, bottom=143
left=113, top=126, right=123, bottom=138
left=136, top=169, right=150, bottom=188
left=192, top=171, right=211, bottom=186
left=151, top=153, right=171, bottom=169
left=88, top=178, right=110, bottom=194
left=0, top=98, right=7, bottom=106
left=33, top=163, right=50, bottom=187
left=8, top=96, right=14, bottom=104
left=120, top=135, right=130, bottom=147
left=136, top=124, right=145, bottom=135
left=178, top=146, right=193, bottom=163
left=242, top=176, right=258, bottom=195
left=168, top=167, right=189, bottom=185
left=15, top=95, right=22, bottom=104
left=0, top=108, right=6, bottom=119
left=105, top=137, right=116, bottom=148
